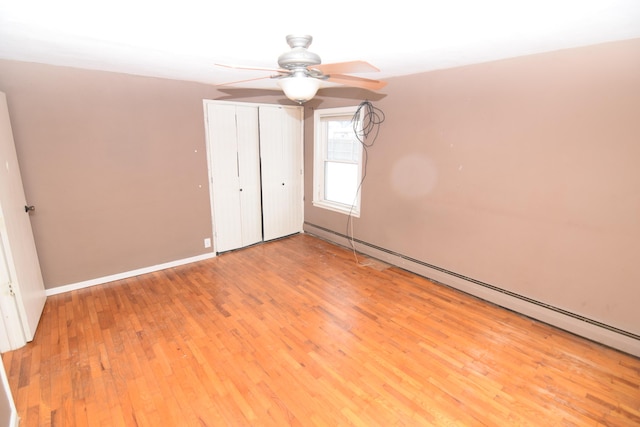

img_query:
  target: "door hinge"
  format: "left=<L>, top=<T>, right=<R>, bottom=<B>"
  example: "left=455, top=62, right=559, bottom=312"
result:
left=7, top=282, right=15, bottom=297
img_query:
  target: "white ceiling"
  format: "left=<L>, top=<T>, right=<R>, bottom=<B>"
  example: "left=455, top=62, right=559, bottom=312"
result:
left=1, top=0, right=640, bottom=90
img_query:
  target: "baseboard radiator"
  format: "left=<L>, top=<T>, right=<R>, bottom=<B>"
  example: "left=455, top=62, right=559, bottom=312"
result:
left=304, top=222, right=640, bottom=358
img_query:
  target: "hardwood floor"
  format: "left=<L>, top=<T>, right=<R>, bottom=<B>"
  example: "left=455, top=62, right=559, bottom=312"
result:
left=3, top=234, right=640, bottom=426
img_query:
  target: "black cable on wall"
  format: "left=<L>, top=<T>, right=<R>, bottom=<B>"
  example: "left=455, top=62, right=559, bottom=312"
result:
left=346, top=100, right=385, bottom=258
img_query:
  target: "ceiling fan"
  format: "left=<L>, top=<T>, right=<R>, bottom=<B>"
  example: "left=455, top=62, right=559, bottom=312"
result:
left=216, top=35, right=387, bottom=103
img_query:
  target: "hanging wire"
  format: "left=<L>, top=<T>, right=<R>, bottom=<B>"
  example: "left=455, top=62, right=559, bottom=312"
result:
left=346, top=100, right=385, bottom=263
left=353, top=100, right=385, bottom=147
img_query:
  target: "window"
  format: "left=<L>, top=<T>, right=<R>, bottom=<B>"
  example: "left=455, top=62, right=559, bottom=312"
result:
left=313, top=106, right=363, bottom=217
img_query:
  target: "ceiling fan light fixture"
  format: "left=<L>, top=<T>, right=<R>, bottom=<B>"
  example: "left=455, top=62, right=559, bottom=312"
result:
left=216, top=35, right=386, bottom=98
left=278, top=75, right=320, bottom=104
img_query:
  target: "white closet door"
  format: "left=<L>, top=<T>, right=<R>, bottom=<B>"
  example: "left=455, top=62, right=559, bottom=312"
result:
left=235, top=106, right=262, bottom=247
left=259, top=106, right=303, bottom=241
left=206, top=104, right=261, bottom=252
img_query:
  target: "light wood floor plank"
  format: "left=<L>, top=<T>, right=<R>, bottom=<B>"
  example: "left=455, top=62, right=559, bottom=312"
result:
left=3, top=234, right=640, bottom=426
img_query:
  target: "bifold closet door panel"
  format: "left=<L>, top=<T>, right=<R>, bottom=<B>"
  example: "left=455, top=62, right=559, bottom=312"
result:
left=259, top=106, right=303, bottom=241
left=235, top=106, right=263, bottom=247
left=207, top=104, right=242, bottom=252
left=207, top=104, right=261, bottom=252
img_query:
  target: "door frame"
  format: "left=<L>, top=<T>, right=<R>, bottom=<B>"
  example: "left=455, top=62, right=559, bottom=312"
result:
left=0, top=220, right=26, bottom=351
left=0, top=358, right=18, bottom=427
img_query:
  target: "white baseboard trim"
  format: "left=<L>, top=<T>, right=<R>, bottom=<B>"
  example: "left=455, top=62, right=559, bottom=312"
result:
left=45, top=252, right=217, bottom=296
left=304, top=222, right=640, bottom=358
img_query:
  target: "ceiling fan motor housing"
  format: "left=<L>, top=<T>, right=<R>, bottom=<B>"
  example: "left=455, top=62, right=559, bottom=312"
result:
left=278, top=35, right=321, bottom=70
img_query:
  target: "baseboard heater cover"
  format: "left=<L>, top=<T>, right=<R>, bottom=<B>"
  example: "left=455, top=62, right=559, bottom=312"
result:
left=303, top=222, right=640, bottom=357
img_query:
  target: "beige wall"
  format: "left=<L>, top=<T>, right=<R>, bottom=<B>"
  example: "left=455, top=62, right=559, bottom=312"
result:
left=304, top=38, right=640, bottom=339
left=0, top=60, right=290, bottom=288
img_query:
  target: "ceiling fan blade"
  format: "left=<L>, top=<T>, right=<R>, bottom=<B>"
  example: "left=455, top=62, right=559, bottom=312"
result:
left=216, top=75, right=278, bottom=87
left=311, top=60, right=380, bottom=74
left=326, top=74, right=387, bottom=90
left=215, top=63, right=289, bottom=74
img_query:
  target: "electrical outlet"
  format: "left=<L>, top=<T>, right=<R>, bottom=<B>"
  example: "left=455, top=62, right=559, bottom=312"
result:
left=204, top=238, right=211, bottom=248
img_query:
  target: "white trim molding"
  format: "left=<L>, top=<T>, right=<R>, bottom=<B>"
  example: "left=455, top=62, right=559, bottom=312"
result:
left=45, top=252, right=216, bottom=296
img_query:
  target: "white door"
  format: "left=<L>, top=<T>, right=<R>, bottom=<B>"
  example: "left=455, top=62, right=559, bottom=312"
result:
left=259, top=106, right=303, bottom=241
left=0, top=92, right=46, bottom=343
left=235, top=107, right=263, bottom=246
left=205, top=102, right=262, bottom=252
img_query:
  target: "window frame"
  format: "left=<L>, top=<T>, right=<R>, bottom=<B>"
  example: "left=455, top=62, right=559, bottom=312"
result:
left=313, top=105, right=364, bottom=217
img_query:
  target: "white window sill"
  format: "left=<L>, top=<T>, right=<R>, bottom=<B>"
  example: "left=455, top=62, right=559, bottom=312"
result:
left=312, top=200, right=360, bottom=217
